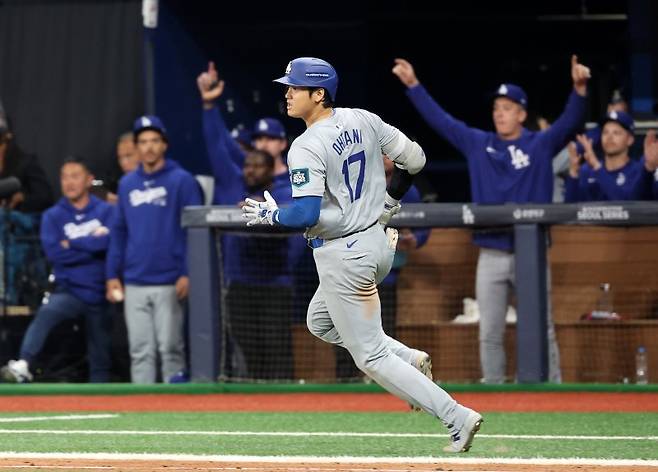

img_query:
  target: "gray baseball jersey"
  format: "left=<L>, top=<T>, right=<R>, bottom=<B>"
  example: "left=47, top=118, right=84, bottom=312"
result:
left=286, top=107, right=400, bottom=239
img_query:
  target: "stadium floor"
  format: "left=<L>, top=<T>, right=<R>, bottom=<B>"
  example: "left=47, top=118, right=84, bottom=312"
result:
left=0, top=384, right=655, bottom=471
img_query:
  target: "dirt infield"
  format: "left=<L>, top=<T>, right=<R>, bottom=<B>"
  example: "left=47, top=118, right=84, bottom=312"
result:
left=0, top=392, right=656, bottom=412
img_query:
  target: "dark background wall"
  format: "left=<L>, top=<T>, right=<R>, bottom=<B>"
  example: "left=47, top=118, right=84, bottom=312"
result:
left=0, top=0, right=144, bottom=193
left=158, top=0, right=656, bottom=201
left=1, top=0, right=656, bottom=202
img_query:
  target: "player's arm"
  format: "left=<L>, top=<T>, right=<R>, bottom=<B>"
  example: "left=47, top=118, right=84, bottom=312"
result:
left=392, top=58, right=479, bottom=154
left=198, top=62, right=247, bottom=169
left=243, top=143, right=324, bottom=228
left=40, top=212, right=94, bottom=266
left=379, top=128, right=427, bottom=226
left=538, top=55, right=590, bottom=154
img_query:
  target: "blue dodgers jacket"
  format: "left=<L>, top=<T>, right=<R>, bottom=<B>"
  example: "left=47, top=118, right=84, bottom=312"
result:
left=106, top=160, right=203, bottom=285
left=41, top=195, right=113, bottom=304
left=406, top=85, right=586, bottom=251
left=564, top=159, right=647, bottom=202
left=202, top=107, right=296, bottom=286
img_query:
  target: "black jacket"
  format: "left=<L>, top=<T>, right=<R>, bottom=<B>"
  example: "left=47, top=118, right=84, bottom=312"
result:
left=1, top=141, right=54, bottom=212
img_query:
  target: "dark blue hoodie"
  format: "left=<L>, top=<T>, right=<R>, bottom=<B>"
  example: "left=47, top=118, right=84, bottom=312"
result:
left=406, top=85, right=586, bottom=251
left=41, top=195, right=113, bottom=305
left=106, top=160, right=202, bottom=285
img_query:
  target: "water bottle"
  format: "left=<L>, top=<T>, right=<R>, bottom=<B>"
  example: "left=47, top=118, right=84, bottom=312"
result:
left=635, top=346, right=648, bottom=385
left=591, top=283, right=614, bottom=319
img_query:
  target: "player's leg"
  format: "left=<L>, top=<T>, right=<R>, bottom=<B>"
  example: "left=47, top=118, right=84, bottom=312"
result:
left=124, top=285, right=158, bottom=383
left=308, top=280, right=425, bottom=366
left=476, top=248, right=512, bottom=384
left=84, top=302, right=113, bottom=382
left=510, top=258, right=562, bottom=382
left=13, top=291, right=84, bottom=376
left=151, top=284, right=185, bottom=382
left=314, top=227, right=474, bottom=433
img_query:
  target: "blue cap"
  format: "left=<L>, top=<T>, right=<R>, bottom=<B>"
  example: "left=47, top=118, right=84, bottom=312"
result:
left=494, top=83, right=528, bottom=109
left=273, top=57, right=338, bottom=101
left=252, top=118, right=286, bottom=140
left=133, top=115, right=167, bottom=140
left=602, top=110, right=635, bottom=135
left=231, top=126, right=253, bottom=146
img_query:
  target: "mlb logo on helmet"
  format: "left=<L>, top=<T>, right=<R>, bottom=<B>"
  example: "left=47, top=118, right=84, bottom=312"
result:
left=495, top=83, right=528, bottom=109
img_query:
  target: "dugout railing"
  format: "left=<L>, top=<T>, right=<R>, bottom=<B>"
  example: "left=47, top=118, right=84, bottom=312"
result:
left=182, top=201, right=658, bottom=384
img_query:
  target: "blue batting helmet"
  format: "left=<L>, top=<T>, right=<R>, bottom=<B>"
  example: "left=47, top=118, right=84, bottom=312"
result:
left=273, top=57, right=338, bottom=101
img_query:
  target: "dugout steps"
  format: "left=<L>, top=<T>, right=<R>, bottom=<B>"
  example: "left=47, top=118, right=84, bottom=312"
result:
left=0, top=382, right=655, bottom=396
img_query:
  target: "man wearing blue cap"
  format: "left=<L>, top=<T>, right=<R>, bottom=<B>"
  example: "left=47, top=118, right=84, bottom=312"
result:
left=566, top=111, right=644, bottom=202
left=393, top=55, right=591, bottom=384
left=106, top=115, right=202, bottom=383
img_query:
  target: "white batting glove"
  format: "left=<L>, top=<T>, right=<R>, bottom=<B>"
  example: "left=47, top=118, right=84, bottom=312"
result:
left=378, top=193, right=401, bottom=227
left=242, top=190, right=279, bottom=226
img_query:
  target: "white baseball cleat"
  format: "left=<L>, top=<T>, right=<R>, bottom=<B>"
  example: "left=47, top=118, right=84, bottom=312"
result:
left=0, top=359, right=33, bottom=383
left=443, top=408, right=483, bottom=453
left=409, top=351, right=433, bottom=411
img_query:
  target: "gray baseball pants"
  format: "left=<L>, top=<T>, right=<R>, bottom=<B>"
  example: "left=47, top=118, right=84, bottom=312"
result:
left=307, top=225, right=471, bottom=433
left=124, top=284, right=185, bottom=384
left=476, top=248, right=561, bottom=384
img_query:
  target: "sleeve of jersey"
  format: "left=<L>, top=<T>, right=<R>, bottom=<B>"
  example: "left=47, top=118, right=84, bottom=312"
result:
left=563, top=175, right=582, bottom=203
left=202, top=107, right=244, bottom=189
left=630, top=160, right=656, bottom=200
left=538, top=91, right=587, bottom=155
left=275, top=196, right=322, bottom=228
left=40, top=212, right=94, bottom=266
left=405, top=84, right=477, bottom=154
left=106, top=199, right=127, bottom=280
left=287, top=143, right=325, bottom=198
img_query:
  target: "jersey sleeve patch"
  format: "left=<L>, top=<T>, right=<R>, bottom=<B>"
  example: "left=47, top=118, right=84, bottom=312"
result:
left=290, top=168, right=310, bottom=187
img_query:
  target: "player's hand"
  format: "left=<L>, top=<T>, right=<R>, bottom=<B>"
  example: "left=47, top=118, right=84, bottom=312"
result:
left=571, top=55, right=591, bottom=97
left=644, top=130, right=658, bottom=172
left=197, top=61, right=225, bottom=106
left=397, top=229, right=418, bottom=252
left=379, top=193, right=401, bottom=227
left=567, top=142, right=581, bottom=178
left=575, top=134, right=600, bottom=170
left=175, top=276, right=189, bottom=300
left=106, top=278, right=124, bottom=303
left=392, top=58, right=420, bottom=88
left=242, top=190, right=279, bottom=226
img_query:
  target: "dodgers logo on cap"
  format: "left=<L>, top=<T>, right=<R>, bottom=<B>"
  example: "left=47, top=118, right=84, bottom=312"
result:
left=141, top=117, right=152, bottom=127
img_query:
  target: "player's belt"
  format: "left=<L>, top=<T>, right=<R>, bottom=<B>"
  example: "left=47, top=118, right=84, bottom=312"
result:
left=307, top=220, right=378, bottom=249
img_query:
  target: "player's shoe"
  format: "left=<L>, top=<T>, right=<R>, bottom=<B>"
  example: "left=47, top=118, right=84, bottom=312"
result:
left=443, top=408, right=483, bottom=453
left=0, top=359, right=33, bottom=383
left=408, top=351, right=433, bottom=411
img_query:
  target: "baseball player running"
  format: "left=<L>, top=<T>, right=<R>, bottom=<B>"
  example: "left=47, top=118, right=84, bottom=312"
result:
left=243, top=57, right=482, bottom=453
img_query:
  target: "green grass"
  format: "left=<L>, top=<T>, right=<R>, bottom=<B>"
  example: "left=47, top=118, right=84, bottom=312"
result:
left=0, top=382, right=657, bottom=395
left=0, top=412, right=656, bottom=459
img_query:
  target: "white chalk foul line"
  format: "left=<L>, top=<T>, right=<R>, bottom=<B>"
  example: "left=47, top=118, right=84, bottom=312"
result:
left=0, top=429, right=655, bottom=441
left=0, top=452, right=656, bottom=468
left=0, top=414, right=118, bottom=423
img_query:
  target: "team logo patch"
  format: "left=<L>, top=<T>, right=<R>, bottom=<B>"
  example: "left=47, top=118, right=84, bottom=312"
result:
left=290, top=168, right=310, bottom=187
